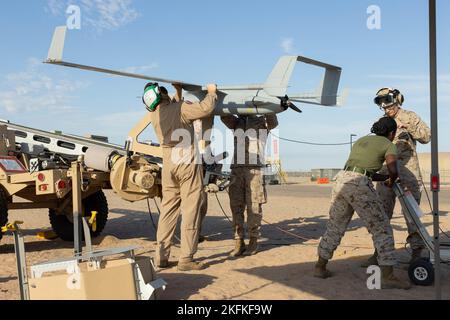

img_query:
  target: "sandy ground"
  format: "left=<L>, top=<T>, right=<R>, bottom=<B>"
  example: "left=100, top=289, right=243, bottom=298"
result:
left=1, top=177, right=450, bottom=300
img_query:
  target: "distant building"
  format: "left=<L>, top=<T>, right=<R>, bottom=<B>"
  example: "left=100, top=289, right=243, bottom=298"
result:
left=417, top=153, right=450, bottom=184
left=311, top=168, right=341, bottom=181
left=302, top=153, right=450, bottom=185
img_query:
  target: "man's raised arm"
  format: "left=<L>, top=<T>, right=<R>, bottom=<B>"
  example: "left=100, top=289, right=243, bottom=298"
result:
left=181, top=84, right=218, bottom=121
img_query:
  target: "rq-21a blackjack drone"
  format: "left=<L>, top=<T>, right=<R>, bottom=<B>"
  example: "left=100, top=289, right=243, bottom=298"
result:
left=46, top=26, right=344, bottom=115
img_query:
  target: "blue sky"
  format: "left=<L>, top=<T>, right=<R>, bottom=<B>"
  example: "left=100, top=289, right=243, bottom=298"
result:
left=0, top=0, right=449, bottom=170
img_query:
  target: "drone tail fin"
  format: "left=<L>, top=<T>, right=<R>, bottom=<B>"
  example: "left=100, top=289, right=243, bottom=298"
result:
left=263, top=56, right=297, bottom=97
left=47, top=26, right=67, bottom=62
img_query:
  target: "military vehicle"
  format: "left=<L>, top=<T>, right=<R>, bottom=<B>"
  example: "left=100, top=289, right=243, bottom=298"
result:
left=0, top=120, right=162, bottom=242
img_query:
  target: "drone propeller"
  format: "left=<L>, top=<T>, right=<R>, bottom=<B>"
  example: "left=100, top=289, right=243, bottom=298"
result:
left=279, top=95, right=303, bottom=113
left=287, top=101, right=303, bottom=113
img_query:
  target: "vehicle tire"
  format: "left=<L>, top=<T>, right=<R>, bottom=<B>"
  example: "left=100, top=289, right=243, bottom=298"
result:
left=0, top=187, right=8, bottom=242
left=49, top=190, right=109, bottom=241
left=408, top=258, right=434, bottom=286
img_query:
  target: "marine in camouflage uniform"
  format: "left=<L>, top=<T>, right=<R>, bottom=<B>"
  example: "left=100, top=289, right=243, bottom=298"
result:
left=221, top=114, right=278, bottom=256
left=375, top=88, right=431, bottom=261
left=316, top=117, right=411, bottom=289
left=318, top=171, right=396, bottom=266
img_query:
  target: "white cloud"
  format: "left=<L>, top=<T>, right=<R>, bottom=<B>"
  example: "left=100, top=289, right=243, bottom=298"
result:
left=281, top=38, right=294, bottom=53
left=46, top=0, right=139, bottom=32
left=0, top=58, right=87, bottom=114
left=46, top=0, right=65, bottom=15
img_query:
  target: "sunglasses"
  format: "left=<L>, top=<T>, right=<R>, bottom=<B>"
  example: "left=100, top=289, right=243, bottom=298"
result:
left=380, top=104, right=397, bottom=111
left=374, top=94, right=395, bottom=106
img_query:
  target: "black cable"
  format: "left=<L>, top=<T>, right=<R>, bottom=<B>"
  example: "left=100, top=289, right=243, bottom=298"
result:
left=214, top=193, right=233, bottom=224
left=214, top=192, right=373, bottom=249
left=270, top=132, right=353, bottom=146
left=146, top=198, right=158, bottom=231
left=214, top=193, right=313, bottom=246
left=146, top=198, right=181, bottom=244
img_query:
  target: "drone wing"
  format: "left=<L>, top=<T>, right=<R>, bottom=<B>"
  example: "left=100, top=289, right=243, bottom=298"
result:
left=45, top=26, right=203, bottom=92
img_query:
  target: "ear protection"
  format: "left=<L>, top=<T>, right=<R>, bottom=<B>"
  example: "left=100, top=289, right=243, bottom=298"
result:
left=142, top=82, right=161, bottom=112
left=393, top=89, right=404, bottom=106
left=375, top=88, right=404, bottom=106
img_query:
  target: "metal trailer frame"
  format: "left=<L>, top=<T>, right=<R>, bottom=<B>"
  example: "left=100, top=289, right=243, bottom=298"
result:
left=0, top=222, right=29, bottom=300
left=393, top=182, right=450, bottom=286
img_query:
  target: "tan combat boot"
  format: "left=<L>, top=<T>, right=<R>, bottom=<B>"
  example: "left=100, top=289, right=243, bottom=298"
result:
left=155, top=257, right=169, bottom=269
left=244, top=237, right=258, bottom=256
left=230, top=239, right=246, bottom=257
left=314, top=257, right=333, bottom=279
left=360, top=250, right=378, bottom=268
left=177, top=260, right=206, bottom=271
left=380, top=266, right=411, bottom=290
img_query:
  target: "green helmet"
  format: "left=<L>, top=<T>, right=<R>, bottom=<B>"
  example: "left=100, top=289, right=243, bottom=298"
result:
left=142, top=82, right=161, bottom=112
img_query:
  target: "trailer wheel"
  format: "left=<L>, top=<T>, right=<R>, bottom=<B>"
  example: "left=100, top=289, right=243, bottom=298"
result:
left=408, top=258, right=434, bottom=286
left=49, top=191, right=109, bottom=241
left=0, top=187, right=8, bottom=241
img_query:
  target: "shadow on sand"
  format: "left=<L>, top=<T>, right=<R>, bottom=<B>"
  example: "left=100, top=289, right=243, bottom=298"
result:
left=231, top=251, right=448, bottom=300
left=157, top=272, right=217, bottom=300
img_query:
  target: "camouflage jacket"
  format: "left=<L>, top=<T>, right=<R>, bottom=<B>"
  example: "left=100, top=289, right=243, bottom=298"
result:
left=221, top=114, right=278, bottom=168
left=382, top=108, right=431, bottom=182
left=394, top=108, right=431, bottom=164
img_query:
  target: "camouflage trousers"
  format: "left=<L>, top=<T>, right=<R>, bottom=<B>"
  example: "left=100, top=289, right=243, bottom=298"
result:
left=318, top=171, right=397, bottom=266
left=376, top=170, right=425, bottom=251
left=229, top=166, right=267, bottom=239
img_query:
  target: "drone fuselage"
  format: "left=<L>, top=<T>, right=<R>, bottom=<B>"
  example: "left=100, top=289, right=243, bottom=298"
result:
left=184, top=90, right=284, bottom=116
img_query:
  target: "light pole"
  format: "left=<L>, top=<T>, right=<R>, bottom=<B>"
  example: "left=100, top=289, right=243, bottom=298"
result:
left=429, top=0, right=441, bottom=300
left=350, top=134, right=357, bottom=152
